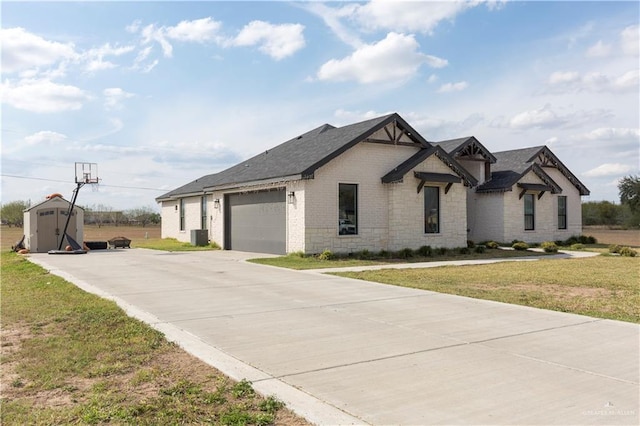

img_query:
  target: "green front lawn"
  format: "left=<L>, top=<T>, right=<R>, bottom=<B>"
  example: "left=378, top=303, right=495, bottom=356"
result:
left=335, top=256, right=640, bottom=323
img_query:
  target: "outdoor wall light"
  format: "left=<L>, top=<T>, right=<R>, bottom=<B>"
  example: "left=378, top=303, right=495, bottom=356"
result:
left=287, top=191, right=295, bottom=204
left=214, top=198, right=220, bottom=209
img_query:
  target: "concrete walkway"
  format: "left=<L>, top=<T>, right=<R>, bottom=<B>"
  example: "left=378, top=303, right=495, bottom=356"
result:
left=302, top=249, right=599, bottom=273
left=28, top=250, right=638, bottom=425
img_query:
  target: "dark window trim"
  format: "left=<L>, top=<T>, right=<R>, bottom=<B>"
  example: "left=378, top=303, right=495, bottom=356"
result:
left=424, top=186, right=440, bottom=234
left=179, top=199, right=186, bottom=231
left=201, top=196, right=208, bottom=230
left=338, top=183, right=358, bottom=236
left=524, top=193, right=535, bottom=231
left=558, top=196, right=567, bottom=230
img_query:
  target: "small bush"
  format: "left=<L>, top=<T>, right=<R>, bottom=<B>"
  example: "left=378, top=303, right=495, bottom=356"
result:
left=578, top=235, right=597, bottom=244
left=458, top=247, right=471, bottom=254
left=540, top=241, right=558, bottom=253
left=355, top=249, right=372, bottom=260
left=467, top=240, right=476, bottom=248
left=485, top=241, right=499, bottom=249
left=619, top=247, right=637, bottom=257
left=397, top=248, right=414, bottom=259
left=563, top=236, right=580, bottom=246
left=512, top=242, right=529, bottom=251
left=437, top=247, right=448, bottom=255
left=608, top=244, right=622, bottom=254
left=417, top=245, right=433, bottom=257
left=209, top=241, right=221, bottom=249
left=622, top=247, right=637, bottom=257
left=288, top=251, right=305, bottom=258
left=570, top=243, right=584, bottom=251
left=474, top=245, right=486, bottom=254
left=377, top=250, right=390, bottom=258
left=318, top=249, right=334, bottom=261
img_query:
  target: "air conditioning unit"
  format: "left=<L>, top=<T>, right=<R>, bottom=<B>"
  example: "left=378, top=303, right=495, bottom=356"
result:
left=190, top=229, right=208, bottom=246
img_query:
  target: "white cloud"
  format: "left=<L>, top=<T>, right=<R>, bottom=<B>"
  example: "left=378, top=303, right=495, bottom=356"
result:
left=1, top=79, right=88, bottom=113
left=24, top=130, right=68, bottom=145
left=583, top=163, right=634, bottom=178
left=165, top=17, right=222, bottom=42
left=548, top=71, right=580, bottom=85
left=620, top=24, right=639, bottom=56
left=103, top=88, right=135, bottom=110
left=427, top=74, right=438, bottom=84
left=230, top=21, right=305, bottom=60
left=350, top=0, right=480, bottom=35
left=84, top=43, right=135, bottom=72
left=0, top=27, right=77, bottom=73
left=437, top=81, right=468, bottom=93
left=578, top=127, right=640, bottom=141
left=317, top=32, right=446, bottom=84
left=508, top=104, right=565, bottom=129
left=546, top=69, right=639, bottom=94
left=303, top=2, right=362, bottom=48
left=585, top=40, right=611, bottom=58
left=140, top=24, right=174, bottom=57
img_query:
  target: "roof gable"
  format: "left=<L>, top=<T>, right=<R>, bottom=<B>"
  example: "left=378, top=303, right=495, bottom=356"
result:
left=434, top=136, right=497, bottom=163
left=381, top=145, right=478, bottom=187
left=158, top=113, right=433, bottom=200
left=477, top=145, right=588, bottom=195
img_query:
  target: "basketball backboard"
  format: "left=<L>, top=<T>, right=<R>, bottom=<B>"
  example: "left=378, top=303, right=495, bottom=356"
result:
left=75, top=162, right=99, bottom=184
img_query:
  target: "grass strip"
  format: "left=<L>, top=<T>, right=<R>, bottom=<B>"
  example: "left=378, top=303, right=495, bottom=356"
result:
left=0, top=252, right=303, bottom=425
left=249, top=248, right=548, bottom=270
left=334, top=256, right=640, bottom=323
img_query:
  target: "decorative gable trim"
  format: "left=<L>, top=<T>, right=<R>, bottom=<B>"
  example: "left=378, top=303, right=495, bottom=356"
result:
left=300, top=113, right=429, bottom=179
left=528, top=146, right=590, bottom=195
left=381, top=145, right=478, bottom=187
left=446, top=136, right=497, bottom=163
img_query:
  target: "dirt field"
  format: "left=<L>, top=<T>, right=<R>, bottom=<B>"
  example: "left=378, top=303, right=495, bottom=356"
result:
left=583, top=226, right=640, bottom=247
left=1, top=225, right=161, bottom=251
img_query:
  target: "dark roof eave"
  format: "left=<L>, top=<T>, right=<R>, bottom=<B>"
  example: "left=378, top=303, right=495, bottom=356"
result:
left=527, top=146, right=590, bottom=195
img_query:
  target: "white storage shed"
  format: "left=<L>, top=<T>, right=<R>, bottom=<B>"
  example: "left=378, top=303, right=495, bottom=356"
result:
left=23, top=196, right=84, bottom=253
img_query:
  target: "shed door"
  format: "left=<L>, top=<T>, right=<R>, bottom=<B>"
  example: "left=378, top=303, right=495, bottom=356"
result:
left=225, top=190, right=286, bottom=254
left=36, top=208, right=77, bottom=252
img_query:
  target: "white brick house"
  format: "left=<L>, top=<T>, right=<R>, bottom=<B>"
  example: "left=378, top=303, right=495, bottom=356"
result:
left=157, top=113, right=589, bottom=254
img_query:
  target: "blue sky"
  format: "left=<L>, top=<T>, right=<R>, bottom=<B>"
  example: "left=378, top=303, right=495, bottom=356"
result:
left=2, top=1, right=638, bottom=211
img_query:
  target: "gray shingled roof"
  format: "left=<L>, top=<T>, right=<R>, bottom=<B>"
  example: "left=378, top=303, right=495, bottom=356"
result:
left=157, top=113, right=427, bottom=200
left=477, top=146, right=589, bottom=195
left=434, top=136, right=497, bottom=163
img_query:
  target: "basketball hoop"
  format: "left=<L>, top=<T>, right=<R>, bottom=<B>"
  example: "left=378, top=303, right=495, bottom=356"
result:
left=75, top=162, right=99, bottom=185
left=53, top=162, right=100, bottom=251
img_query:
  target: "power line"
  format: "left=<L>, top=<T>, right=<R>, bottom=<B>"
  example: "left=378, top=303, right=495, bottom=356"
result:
left=1, top=174, right=167, bottom=191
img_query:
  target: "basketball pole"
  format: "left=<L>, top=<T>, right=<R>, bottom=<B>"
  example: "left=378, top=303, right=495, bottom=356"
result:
left=57, top=180, right=86, bottom=251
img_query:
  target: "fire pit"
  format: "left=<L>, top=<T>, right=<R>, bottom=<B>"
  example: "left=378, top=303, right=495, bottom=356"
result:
left=108, top=236, right=131, bottom=249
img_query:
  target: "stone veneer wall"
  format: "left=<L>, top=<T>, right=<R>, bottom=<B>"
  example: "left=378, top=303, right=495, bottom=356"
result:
left=387, top=155, right=467, bottom=250
left=303, top=142, right=415, bottom=254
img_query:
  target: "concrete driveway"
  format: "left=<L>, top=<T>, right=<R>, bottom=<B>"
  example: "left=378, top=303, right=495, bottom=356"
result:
left=30, top=249, right=639, bottom=425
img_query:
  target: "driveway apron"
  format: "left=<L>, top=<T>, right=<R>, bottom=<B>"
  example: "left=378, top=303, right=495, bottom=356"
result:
left=29, top=249, right=639, bottom=425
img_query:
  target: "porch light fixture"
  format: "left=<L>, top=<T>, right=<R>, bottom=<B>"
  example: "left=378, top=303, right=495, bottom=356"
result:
left=287, top=191, right=295, bottom=204
left=213, top=198, right=220, bottom=209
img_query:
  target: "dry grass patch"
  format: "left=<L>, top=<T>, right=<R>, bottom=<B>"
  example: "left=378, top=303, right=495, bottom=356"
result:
left=335, top=256, right=640, bottom=323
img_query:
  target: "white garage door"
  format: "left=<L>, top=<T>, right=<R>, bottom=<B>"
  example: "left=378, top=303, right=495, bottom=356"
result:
left=225, top=189, right=286, bottom=254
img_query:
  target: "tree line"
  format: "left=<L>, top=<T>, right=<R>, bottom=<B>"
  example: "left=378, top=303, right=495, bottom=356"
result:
left=0, top=201, right=160, bottom=228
